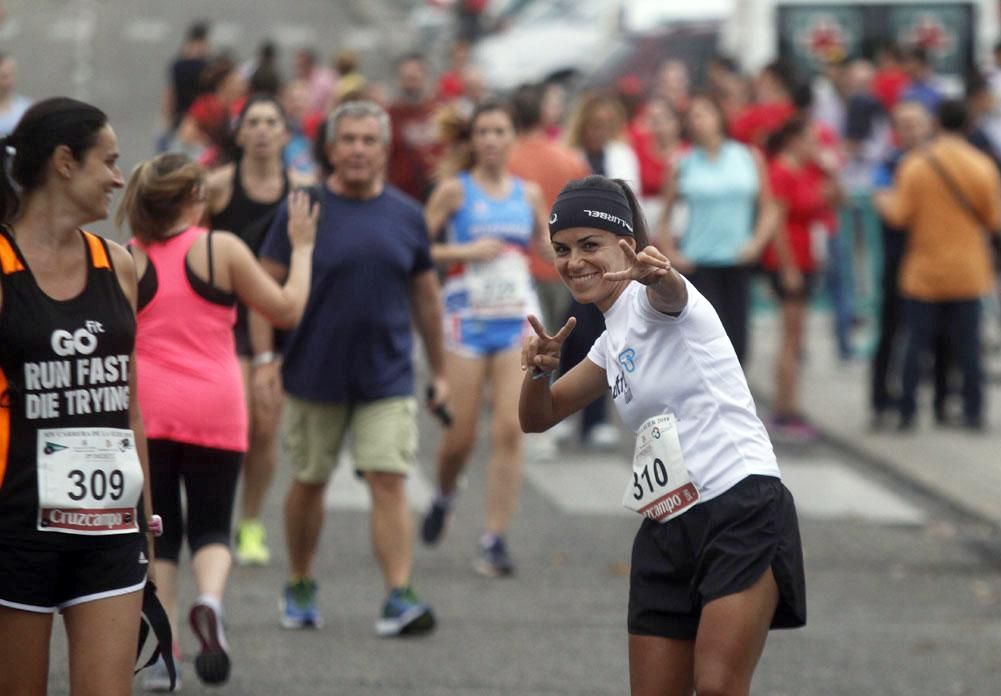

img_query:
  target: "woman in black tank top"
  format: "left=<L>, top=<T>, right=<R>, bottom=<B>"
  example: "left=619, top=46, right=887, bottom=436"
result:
left=205, top=93, right=313, bottom=568
left=0, top=98, right=165, bottom=695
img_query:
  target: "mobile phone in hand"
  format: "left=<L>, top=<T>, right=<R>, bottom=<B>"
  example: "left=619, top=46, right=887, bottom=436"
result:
left=426, top=386, right=453, bottom=427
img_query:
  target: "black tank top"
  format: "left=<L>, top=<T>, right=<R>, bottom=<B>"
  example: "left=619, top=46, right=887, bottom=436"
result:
left=0, top=227, right=139, bottom=549
left=210, top=160, right=290, bottom=254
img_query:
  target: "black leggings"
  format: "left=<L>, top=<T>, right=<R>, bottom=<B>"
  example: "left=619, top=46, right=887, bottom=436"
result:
left=147, top=439, right=242, bottom=563
left=688, top=265, right=752, bottom=364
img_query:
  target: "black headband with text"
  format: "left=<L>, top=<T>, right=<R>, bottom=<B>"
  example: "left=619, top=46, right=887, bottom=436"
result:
left=548, top=186, right=634, bottom=238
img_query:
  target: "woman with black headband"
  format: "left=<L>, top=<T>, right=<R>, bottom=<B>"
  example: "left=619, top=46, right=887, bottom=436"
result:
left=520, top=175, right=806, bottom=696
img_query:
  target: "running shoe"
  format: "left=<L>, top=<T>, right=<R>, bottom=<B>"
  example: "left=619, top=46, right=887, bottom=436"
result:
left=420, top=499, right=451, bottom=546
left=769, top=415, right=820, bottom=444
left=474, top=535, right=516, bottom=578
left=280, top=578, right=323, bottom=629
left=375, top=586, right=436, bottom=637
left=235, top=519, right=271, bottom=566
left=142, top=652, right=181, bottom=692
left=189, top=599, right=231, bottom=686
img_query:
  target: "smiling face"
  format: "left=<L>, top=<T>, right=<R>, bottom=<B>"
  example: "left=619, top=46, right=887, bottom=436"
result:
left=551, top=227, right=635, bottom=311
left=62, top=125, right=125, bottom=223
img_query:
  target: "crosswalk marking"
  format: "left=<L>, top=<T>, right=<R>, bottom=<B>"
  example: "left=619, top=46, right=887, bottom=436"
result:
left=323, top=454, right=433, bottom=512
left=122, top=18, right=170, bottom=44
left=320, top=449, right=925, bottom=526
left=780, top=460, right=926, bottom=525
left=48, top=16, right=94, bottom=42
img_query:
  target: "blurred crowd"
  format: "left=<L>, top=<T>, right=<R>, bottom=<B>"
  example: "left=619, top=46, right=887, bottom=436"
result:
left=3, top=18, right=999, bottom=445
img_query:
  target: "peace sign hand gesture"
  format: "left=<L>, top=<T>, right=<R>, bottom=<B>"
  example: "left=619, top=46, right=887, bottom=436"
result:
left=522, top=314, right=577, bottom=377
left=603, top=240, right=672, bottom=286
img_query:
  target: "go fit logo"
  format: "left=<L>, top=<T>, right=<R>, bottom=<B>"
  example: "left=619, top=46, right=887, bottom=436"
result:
left=50, top=321, right=105, bottom=357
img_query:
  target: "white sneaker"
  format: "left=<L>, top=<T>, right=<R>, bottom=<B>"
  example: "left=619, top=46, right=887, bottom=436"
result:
left=584, top=423, right=620, bottom=450
left=548, top=419, right=576, bottom=445
left=142, top=654, right=180, bottom=692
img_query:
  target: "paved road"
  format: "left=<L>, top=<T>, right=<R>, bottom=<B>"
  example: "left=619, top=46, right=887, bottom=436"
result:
left=40, top=402, right=1001, bottom=695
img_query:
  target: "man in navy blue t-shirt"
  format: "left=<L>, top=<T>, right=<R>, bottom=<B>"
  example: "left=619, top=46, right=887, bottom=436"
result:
left=254, top=100, right=448, bottom=636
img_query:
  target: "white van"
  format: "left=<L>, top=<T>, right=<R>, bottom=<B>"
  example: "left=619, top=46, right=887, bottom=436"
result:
left=722, top=0, right=1000, bottom=77
left=472, top=0, right=733, bottom=91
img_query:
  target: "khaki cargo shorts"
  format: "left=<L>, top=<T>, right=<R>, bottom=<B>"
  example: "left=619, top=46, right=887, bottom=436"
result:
left=283, top=396, right=418, bottom=484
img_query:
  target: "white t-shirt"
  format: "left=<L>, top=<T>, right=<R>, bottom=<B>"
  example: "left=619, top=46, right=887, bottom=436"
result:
left=586, top=279, right=780, bottom=502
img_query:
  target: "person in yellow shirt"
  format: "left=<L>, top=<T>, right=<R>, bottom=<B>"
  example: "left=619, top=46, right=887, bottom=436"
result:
left=875, top=99, right=1001, bottom=431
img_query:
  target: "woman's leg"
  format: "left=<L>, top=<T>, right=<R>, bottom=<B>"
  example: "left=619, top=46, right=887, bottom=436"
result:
left=184, top=446, right=242, bottom=602
left=147, top=439, right=184, bottom=635
left=774, top=299, right=807, bottom=417
left=0, top=606, right=53, bottom=695
left=435, top=350, right=488, bottom=496
left=483, top=347, right=526, bottom=536
left=628, top=634, right=695, bottom=696
left=692, top=568, right=779, bottom=696
left=63, top=590, right=143, bottom=696
left=239, top=357, right=285, bottom=527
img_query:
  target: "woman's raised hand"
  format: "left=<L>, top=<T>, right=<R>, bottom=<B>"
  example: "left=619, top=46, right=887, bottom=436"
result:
left=522, top=314, right=576, bottom=376
left=603, top=239, right=672, bottom=286
left=287, top=190, right=319, bottom=248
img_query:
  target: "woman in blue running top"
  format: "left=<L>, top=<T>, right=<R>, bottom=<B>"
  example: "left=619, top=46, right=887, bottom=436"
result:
left=420, top=99, right=549, bottom=576
left=520, top=175, right=805, bottom=696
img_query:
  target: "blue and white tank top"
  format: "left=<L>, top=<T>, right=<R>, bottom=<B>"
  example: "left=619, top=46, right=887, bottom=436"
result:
left=443, top=172, right=537, bottom=320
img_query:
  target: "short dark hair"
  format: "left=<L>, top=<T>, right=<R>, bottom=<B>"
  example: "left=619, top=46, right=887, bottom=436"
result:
left=905, top=45, right=931, bottom=66
left=186, top=21, right=210, bottom=43
left=510, top=83, right=544, bottom=132
left=937, top=98, right=968, bottom=132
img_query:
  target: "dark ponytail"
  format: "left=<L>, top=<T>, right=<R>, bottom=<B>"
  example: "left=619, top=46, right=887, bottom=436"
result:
left=612, top=178, right=649, bottom=249
left=0, top=97, right=109, bottom=224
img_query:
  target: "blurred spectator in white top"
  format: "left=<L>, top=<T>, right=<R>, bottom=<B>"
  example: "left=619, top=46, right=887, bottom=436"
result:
left=0, top=53, right=31, bottom=137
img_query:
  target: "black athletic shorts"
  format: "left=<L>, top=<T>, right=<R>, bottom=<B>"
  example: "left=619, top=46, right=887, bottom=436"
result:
left=0, top=534, right=147, bottom=613
left=768, top=271, right=816, bottom=302
left=628, top=474, right=806, bottom=640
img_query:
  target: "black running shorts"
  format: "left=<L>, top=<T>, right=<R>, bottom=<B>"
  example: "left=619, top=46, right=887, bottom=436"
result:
left=628, top=474, right=807, bottom=639
left=0, top=534, right=148, bottom=613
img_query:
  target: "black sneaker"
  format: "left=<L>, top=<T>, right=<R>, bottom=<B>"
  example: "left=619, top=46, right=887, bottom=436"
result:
left=189, top=600, right=231, bottom=685
left=420, top=500, right=451, bottom=546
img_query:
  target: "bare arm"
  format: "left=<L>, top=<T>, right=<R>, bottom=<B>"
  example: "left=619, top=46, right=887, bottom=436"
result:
left=109, top=243, right=156, bottom=569
left=410, top=268, right=449, bottom=409
left=225, top=191, right=318, bottom=328
left=526, top=181, right=554, bottom=262
left=603, top=241, right=687, bottom=315
left=739, top=149, right=779, bottom=263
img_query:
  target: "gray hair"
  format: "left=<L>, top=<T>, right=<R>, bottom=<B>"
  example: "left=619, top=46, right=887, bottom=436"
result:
left=326, top=100, right=392, bottom=147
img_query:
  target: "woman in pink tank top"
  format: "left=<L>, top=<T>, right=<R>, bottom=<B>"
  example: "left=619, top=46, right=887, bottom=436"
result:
left=116, top=152, right=316, bottom=688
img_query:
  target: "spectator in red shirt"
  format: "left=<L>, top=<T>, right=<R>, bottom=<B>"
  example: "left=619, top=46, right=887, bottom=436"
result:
left=872, top=42, right=909, bottom=113
left=763, top=116, right=835, bottom=440
left=387, top=52, right=440, bottom=202
left=437, top=40, right=470, bottom=102
left=731, top=60, right=797, bottom=148
left=175, top=55, right=248, bottom=166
